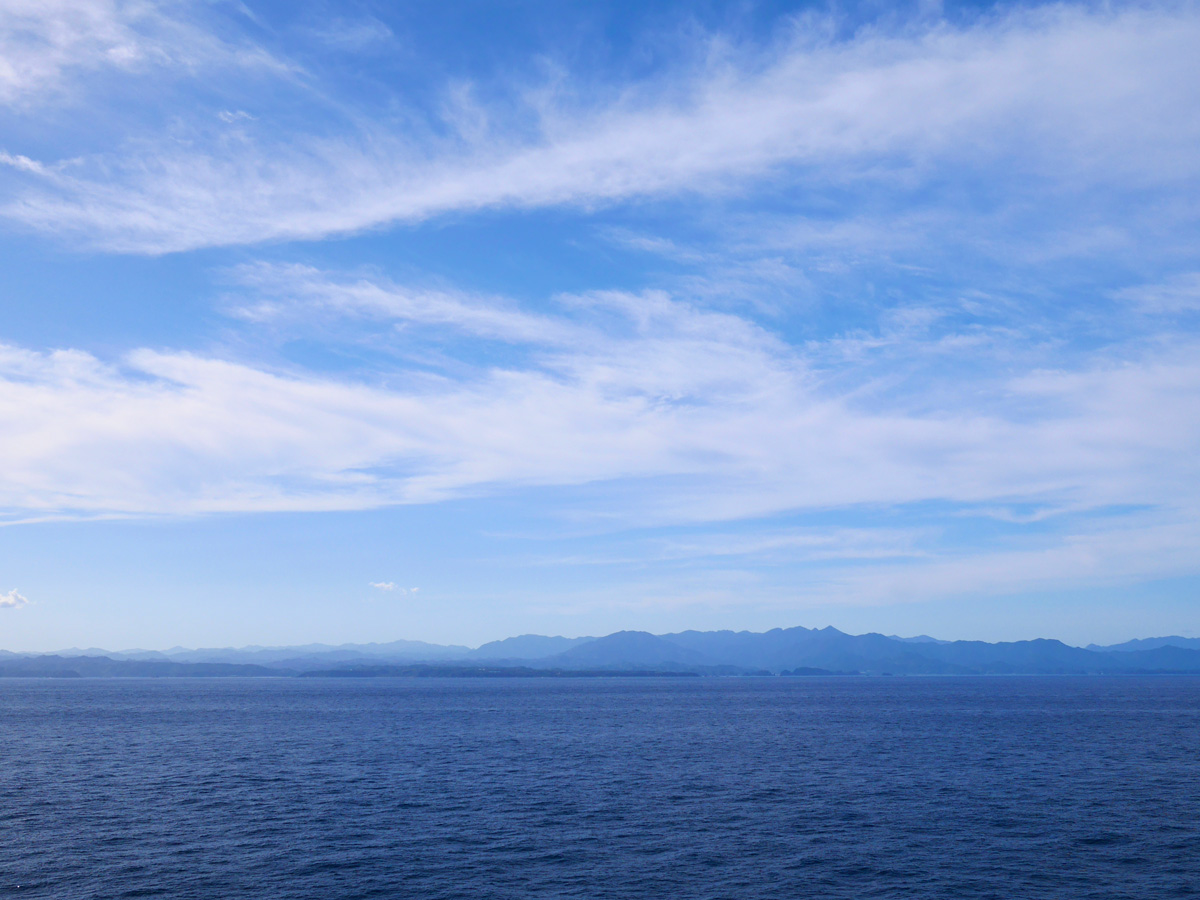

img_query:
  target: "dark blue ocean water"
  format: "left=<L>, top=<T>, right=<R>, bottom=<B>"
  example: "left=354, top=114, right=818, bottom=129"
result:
left=1, top=676, right=1197, bottom=899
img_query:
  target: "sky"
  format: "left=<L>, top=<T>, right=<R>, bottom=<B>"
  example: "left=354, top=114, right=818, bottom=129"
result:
left=1, top=0, right=1199, bottom=651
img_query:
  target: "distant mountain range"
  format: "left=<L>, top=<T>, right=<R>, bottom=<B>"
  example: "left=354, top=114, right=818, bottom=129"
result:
left=3, top=627, right=1200, bottom=677
left=1085, top=636, right=1200, bottom=652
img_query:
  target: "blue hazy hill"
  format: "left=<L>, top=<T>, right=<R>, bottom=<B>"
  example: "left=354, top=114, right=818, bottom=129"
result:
left=652, top=628, right=1200, bottom=675
left=909, top=638, right=1120, bottom=674
left=0, top=655, right=284, bottom=677
left=37, top=640, right=471, bottom=667
left=7, top=628, right=1200, bottom=676
left=468, top=634, right=596, bottom=660
left=1087, top=636, right=1200, bottom=652
left=544, top=631, right=721, bottom=671
left=1118, top=645, right=1200, bottom=671
left=660, top=626, right=968, bottom=674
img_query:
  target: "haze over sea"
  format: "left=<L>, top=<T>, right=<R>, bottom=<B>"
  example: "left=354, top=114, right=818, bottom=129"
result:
left=3, top=675, right=1197, bottom=900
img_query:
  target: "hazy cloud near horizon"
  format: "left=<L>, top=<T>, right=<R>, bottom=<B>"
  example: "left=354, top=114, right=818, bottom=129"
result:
left=1, top=589, right=29, bottom=609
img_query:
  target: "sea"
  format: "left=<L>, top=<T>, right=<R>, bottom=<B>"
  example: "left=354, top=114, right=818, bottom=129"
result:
left=1, top=676, right=1197, bottom=899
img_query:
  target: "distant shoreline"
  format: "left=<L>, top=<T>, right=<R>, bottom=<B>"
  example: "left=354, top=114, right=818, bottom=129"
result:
left=3, top=666, right=1199, bottom=680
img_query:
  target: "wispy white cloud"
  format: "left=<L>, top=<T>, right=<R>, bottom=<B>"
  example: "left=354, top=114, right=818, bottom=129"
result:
left=0, top=0, right=286, bottom=109
left=528, top=526, right=931, bottom=568
left=369, top=582, right=418, bottom=595
left=1, top=588, right=29, bottom=609
left=0, top=3, right=1197, bottom=616
left=1, top=270, right=1197, bottom=526
left=308, top=16, right=394, bottom=52
left=1116, top=273, right=1200, bottom=314
left=770, top=510, right=1200, bottom=610
left=228, top=262, right=580, bottom=345
left=3, top=5, right=1198, bottom=251
left=541, top=507, right=1200, bottom=617
left=0, top=151, right=49, bottom=175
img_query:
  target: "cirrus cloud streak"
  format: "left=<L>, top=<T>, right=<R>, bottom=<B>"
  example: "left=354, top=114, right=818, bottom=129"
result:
left=2, top=5, right=1198, bottom=252
left=1, top=274, right=1197, bottom=525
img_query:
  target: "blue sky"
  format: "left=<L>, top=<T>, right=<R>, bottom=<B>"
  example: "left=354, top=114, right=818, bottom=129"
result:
left=2, top=0, right=1199, bottom=650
